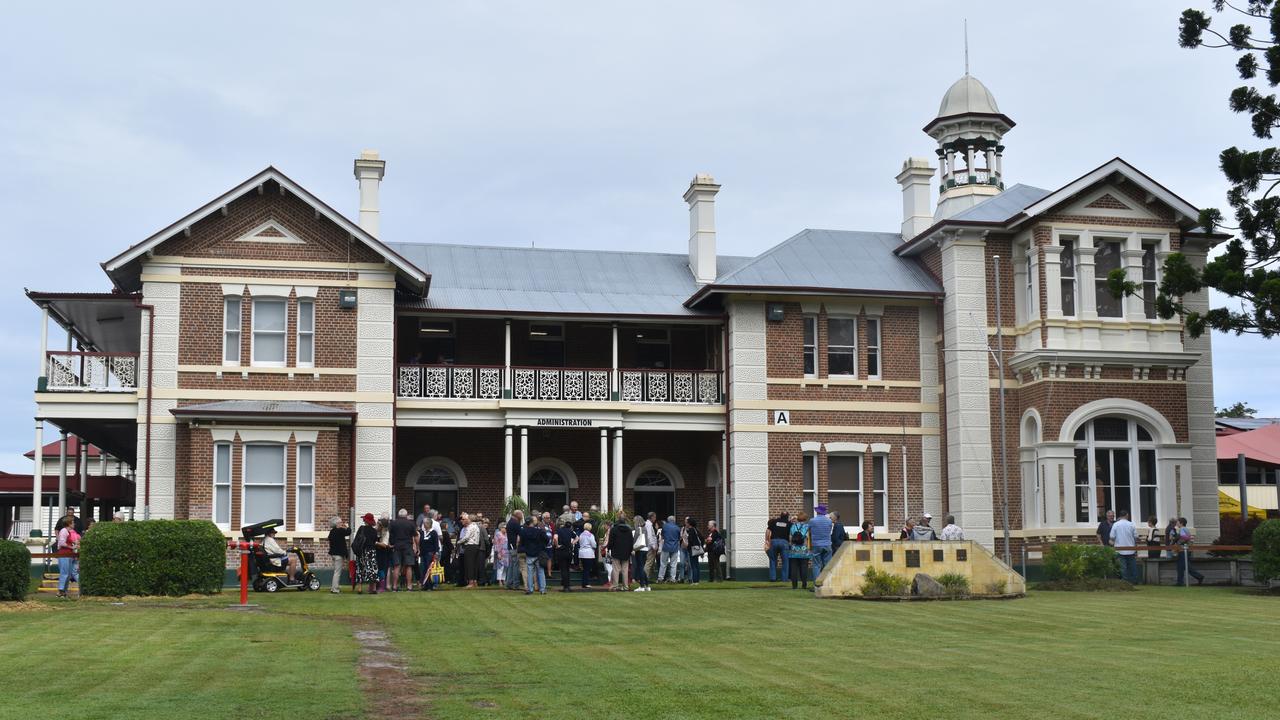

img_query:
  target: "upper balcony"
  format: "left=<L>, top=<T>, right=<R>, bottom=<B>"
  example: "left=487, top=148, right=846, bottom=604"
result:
left=27, top=292, right=142, bottom=394
left=45, top=351, right=138, bottom=392
left=395, top=316, right=724, bottom=406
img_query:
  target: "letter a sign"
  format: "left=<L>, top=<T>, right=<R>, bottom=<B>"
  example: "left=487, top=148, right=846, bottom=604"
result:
left=773, top=410, right=790, bottom=426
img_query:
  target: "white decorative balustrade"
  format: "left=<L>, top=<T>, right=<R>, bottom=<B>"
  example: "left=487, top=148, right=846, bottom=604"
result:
left=398, top=365, right=721, bottom=404
left=397, top=365, right=503, bottom=400
left=45, top=352, right=137, bottom=391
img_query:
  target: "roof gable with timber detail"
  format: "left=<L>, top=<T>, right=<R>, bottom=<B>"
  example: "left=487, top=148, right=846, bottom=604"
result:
left=101, top=167, right=428, bottom=294
left=896, top=157, right=1211, bottom=256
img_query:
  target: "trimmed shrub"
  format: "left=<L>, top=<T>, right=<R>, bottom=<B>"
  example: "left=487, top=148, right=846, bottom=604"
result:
left=861, top=567, right=910, bottom=598
left=1252, top=519, right=1280, bottom=584
left=0, top=541, right=31, bottom=601
left=80, top=520, right=226, bottom=597
left=935, top=572, right=971, bottom=597
left=1043, top=543, right=1120, bottom=581
left=1211, top=516, right=1263, bottom=557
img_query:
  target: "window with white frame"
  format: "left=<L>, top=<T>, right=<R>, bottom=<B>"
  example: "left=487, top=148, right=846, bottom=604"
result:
left=802, top=316, right=817, bottom=377
left=223, top=298, right=241, bottom=364
left=1142, top=242, right=1159, bottom=320
left=251, top=299, right=287, bottom=365
left=871, top=453, right=888, bottom=529
left=1094, top=239, right=1124, bottom=318
left=1024, top=253, right=1035, bottom=320
left=827, top=317, right=856, bottom=376
left=297, top=299, right=315, bottom=367
left=1072, top=417, right=1158, bottom=524
left=242, top=444, right=286, bottom=527
left=1060, top=237, right=1078, bottom=317
left=213, top=443, right=231, bottom=527
left=865, top=317, right=881, bottom=379
left=828, top=454, right=863, bottom=525
left=802, top=453, right=817, bottom=514
left=296, top=443, right=315, bottom=530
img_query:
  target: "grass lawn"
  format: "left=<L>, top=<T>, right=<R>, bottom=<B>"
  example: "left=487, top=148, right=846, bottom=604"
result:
left=2, top=584, right=1275, bottom=719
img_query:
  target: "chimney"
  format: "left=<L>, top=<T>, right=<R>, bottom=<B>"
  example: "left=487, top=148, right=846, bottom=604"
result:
left=353, top=150, right=386, bottom=237
left=683, top=173, right=720, bottom=284
left=896, top=157, right=935, bottom=240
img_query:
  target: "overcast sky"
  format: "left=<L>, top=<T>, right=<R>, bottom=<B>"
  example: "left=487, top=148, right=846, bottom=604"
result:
left=0, top=1, right=1273, bottom=472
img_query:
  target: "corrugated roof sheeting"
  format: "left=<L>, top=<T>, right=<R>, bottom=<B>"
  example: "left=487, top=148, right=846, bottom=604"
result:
left=389, top=242, right=750, bottom=315
left=712, top=229, right=941, bottom=294
left=948, top=183, right=1051, bottom=223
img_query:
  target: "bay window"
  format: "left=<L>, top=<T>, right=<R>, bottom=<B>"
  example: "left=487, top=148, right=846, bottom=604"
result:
left=1073, top=417, right=1159, bottom=524
left=1060, top=237, right=1077, bottom=317
left=1142, top=242, right=1159, bottom=319
left=1093, top=239, right=1123, bottom=318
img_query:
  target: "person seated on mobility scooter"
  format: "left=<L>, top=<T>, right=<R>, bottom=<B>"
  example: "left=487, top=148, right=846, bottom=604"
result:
left=262, top=527, right=299, bottom=583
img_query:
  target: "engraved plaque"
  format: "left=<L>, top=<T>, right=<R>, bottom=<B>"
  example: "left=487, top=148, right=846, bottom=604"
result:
left=906, top=549, right=921, bottom=568
left=933, top=549, right=945, bottom=562
left=956, top=548, right=968, bottom=562
left=855, top=550, right=871, bottom=562
left=882, top=549, right=894, bottom=562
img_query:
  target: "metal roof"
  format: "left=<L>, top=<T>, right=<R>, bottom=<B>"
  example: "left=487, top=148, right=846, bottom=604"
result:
left=702, top=229, right=941, bottom=296
left=389, top=241, right=750, bottom=317
left=946, top=184, right=1051, bottom=223
left=937, top=74, right=1001, bottom=118
left=170, top=400, right=356, bottom=421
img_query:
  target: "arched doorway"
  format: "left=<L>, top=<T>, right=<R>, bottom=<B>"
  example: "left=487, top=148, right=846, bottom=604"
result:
left=632, top=469, right=675, bottom=520
left=405, top=457, right=465, bottom=520
left=528, top=467, right=569, bottom=516
left=1072, top=416, right=1158, bottom=524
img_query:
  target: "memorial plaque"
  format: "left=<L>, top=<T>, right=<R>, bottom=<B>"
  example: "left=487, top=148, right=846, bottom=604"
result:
left=933, top=549, right=945, bottom=562
left=882, top=549, right=894, bottom=562
left=855, top=549, right=871, bottom=562
left=905, top=549, right=921, bottom=568
left=956, top=548, right=968, bottom=562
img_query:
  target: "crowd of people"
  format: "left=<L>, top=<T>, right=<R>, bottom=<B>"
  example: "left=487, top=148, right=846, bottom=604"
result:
left=325, top=502, right=727, bottom=595
left=763, top=508, right=968, bottom=589
left=1096, top=509, right=1204, bottom=585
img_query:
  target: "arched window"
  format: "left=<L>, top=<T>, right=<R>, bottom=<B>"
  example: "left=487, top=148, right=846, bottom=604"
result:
left=634, top=469, right=673, bottom=489
left=408, top=460, right=461, bottom=520
left=1073, top=416, right=1158, bottom=524
left=632, top=468, right=675, bottom=520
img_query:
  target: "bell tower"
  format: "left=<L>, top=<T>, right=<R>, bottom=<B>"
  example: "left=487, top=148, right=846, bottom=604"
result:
left=925, top=73, right=1015, bottom=221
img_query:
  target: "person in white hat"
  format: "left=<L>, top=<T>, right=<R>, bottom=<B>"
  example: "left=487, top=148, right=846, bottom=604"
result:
left=912, top=513, right=938, bottom=541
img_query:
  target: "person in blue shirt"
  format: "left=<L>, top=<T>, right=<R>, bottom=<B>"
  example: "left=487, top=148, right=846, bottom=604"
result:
left=809, top=504, right=834, bottom=582
left=659, top=516, right=681, bottom=582
left=518, top=517, right=547, bottom=595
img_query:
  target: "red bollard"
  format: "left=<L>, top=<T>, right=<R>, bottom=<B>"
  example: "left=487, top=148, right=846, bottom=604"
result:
left=228, top=539, right=252, bottom=607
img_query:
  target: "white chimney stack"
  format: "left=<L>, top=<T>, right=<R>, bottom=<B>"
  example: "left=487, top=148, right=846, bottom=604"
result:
left=353, top=149, right=386, bottom=237
left=684, top=173, right=720, bottom=284
left=896, top=157, right=936, bottom=241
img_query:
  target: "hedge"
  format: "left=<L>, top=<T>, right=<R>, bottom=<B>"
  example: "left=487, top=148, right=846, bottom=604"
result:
left=1253, top=519, right=1280, bottom=584
left=1043, top=543, right=1120, bottom=582
left=79, top=520, right=226, bottom=597
left=0, top=541, right=30, bottom=601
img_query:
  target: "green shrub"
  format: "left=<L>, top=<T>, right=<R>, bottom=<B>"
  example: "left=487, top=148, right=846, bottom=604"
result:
left=861, top=567, right=910, bottom=598
left=1044, top=543, right=1120, bottom=581
left=1035, top=578, right=1136, bottom=592
left=501, top=495, right=529, bottom=520
left=935, top=572, right=970, bottom=596
left=0, top=541, right=30, bottom=601
left=984, top=579, right=1008, bottom=595
left=1252, top=519, right=1280, bottom=584
left=80, top=520, right=226, bottom=597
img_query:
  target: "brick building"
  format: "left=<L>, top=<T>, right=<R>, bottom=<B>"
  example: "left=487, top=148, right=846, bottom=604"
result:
left=22, top=75, right=1221, bottom=575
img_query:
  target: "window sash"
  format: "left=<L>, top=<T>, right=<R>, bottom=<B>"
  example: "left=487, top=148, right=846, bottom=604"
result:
left=1024, top=254, right=1035, bottom=319
left=242, top=444, right=286, bottom=527
left=828, top=455, right=863, bottom=526
left=802, top=316, right=817, bottom=376
left=802, top=454, right=817, bottom=515
left=213, top=443, right=231, bottom=526
left=297, top=444, right=314, bottom=528
left=1060, top=239, right=1077, bottom=317
left=251, top=299, right=287, bottom=365
left=297, top=299, right=315, bottom=367
left=223, top=298, right=241, bottom=364
left=1074, top=419, right=1158, bottom=525
left=826, top=318, right=856, bottom=376
left=865, top=318, right=880, bottom=379
left=1142, top=243, right=1158, bottom=319
left=1094, top=240, right=1123, bottom=318
left=872, top=455, right=888, bottom=528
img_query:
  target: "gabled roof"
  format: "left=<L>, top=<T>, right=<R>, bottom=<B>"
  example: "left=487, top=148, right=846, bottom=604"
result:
left=25, top=436, right=103, bottom=460
left=898, top=158, right=1209, bottom=256
left=390, top=241, right=750, bottom=317
left=101, top=167, right=428, bottom=293
left=687, top=229, right=942, bottom=307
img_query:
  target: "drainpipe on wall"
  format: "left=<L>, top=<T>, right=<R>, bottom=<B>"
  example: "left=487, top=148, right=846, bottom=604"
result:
left=721, top=311, right=732, bottom=579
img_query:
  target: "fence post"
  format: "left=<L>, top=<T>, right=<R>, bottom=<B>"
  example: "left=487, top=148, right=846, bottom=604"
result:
left=1182, top=546, right=1189, bottom=588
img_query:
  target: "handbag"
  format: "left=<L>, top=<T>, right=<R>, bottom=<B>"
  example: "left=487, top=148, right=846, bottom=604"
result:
left=690, top=544, right=704, bottom=557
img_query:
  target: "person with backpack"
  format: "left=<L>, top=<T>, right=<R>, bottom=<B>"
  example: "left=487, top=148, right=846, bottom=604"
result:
left=631, top=515, right=650, bottom=591
left=788, top=513, right=812, bottom=590
left=681, top=517, right=704, bottom=585
left=607, top=516, right=634, bottom=591
left=658, top=515, right=681, bottom=583
left=351, top=513, right=380, bottom=595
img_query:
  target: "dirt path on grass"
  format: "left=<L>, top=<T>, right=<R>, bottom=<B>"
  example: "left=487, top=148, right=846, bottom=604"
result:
left=353, top=624, right=430, bottom=718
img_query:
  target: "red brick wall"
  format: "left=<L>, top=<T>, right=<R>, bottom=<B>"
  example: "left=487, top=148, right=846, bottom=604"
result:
left=767, top=432, right=922, bottom=528
left=765, top=302, right=921, bottom=382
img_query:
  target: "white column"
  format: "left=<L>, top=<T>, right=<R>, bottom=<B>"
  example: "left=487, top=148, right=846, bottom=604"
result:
left=57, top=431, right=68, bottom=516
left=503, top=320, right=512, bottom=398
left=503, top=426, right=513, bottom=502
left=38, top=306, right=48, bottom=379
left=984, top=148, right=996, bottom=181
left=78, top=441, right=88, bottom=504
left=31, top=420, right=43, bottom=537
left=965, top=145, right=976, bottom=182
left=599, top=428, right=609, bottom=511
left=99, top=452, right=107, bottom=476
left=610, top=323, right=619, bottom=399
left=611, top=428, right=623, bottom=510
left=1122, top=239, right=1146, bottom=322
left=519, top=427, right=529, bottom=501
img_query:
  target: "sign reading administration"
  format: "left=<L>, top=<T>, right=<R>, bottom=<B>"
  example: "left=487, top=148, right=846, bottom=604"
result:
left=535, top=418, right=595, bottom=427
